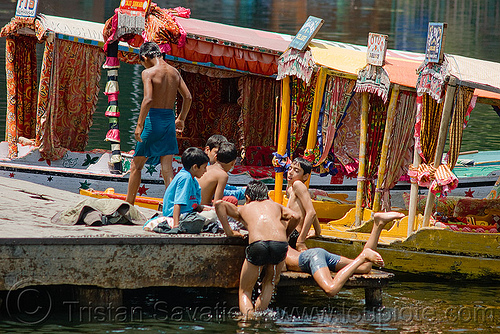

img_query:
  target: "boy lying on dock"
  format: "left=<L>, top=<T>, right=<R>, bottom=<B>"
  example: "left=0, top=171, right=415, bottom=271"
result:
left=286, top=157, right=322, bottom=251
left=215, top=180, right=300, bottom=318
left=285, top=211, right=405, bottom=297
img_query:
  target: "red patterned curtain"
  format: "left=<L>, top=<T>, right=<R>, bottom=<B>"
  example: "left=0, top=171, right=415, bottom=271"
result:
left=180, top=71, right=223, bottom=141
left=5, top=36, right=38, bottom=158
left=363, top=95, right=387, bottom=208
left=237, top=76, right=278, bottom=148
left=36, top=39, right=105, bottom=160
left=289, top=75, right=316, bottom=157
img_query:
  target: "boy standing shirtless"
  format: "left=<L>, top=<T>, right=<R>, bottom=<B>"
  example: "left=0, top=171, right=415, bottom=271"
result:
left=285, top=211, right=405, bottom=296
left=215, top=180, right=300, bottom=317
left=126, top=42, right=192, bottom=205
left=286, top=157, right=322, bottom=251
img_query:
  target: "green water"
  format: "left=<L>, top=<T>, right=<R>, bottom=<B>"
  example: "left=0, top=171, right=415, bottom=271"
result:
left=1, top=0, right=500, bottom=332
left=1, top=282, right=499, bottom=332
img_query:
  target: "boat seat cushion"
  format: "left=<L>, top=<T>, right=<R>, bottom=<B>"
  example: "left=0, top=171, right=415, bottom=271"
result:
left=402, top=192, right=460, bottom=217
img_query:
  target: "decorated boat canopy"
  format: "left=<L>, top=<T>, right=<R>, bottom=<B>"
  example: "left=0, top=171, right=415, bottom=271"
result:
left=280, top=38, right=500, bottom=104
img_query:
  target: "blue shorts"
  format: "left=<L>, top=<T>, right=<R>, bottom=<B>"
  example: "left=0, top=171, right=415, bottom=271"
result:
left=298, top=248, right=341, bottom=275
left=134, top=108, right=178, bottom=158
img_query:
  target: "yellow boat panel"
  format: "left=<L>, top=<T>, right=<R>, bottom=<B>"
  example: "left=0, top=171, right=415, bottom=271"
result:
left=269, top=190, right=355, bottom=220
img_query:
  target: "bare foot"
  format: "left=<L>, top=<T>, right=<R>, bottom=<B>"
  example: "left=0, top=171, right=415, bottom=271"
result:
left=361, top=248, right=384, bottom=267
left=373, top=211, right=405, bottom=229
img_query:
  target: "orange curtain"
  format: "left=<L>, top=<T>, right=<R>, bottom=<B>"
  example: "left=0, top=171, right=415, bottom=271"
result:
left=5, top=36, right=38, bottom=158
left=37, top=39, right=105, bottom=160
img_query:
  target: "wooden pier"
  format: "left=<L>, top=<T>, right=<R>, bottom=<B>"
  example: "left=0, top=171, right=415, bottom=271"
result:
left=0, top=176, right=392, bottom=307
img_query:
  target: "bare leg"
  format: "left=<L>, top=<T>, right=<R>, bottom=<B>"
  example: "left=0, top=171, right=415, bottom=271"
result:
left=126, top=156, right=148, bottom=204
left=315, top=248, right=383, bottom=297
left=365, top=212, right=405, bottom=251
left=159, top=155, right=174, bottom=188
left=238, top=260, right=261, bottom=318
left=255, top=261, right=285, bottom=311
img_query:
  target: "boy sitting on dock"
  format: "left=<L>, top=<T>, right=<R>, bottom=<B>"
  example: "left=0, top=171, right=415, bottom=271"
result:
left=286, top=157, right=322, bottom=251
left=198, top=141, right=238, bottom=205
left=214, top=180, right=300, bottom=318
left=204, top=134, right=246, bottom=201
left=162, top=147, right=214, bottom=228
left=285, top=211, right=405, bottom=297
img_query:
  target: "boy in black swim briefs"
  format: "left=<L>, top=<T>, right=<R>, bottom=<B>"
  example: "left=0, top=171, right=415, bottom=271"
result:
left=214, top=180, right=300, bottom=318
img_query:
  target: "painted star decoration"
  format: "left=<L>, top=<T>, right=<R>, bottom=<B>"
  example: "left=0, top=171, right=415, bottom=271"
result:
left=464, top=188, right=475, bottom=197
left=9, top=172, right=14, bottom=178
left=146, top=164, right=157, bottom=176
left=82, top=154, right=99, bottom=167
left=79, top=180, right=92, bottom=190
left=47, top=176, right=53, bottom=182
left=138, top=184, right=149, bottom=196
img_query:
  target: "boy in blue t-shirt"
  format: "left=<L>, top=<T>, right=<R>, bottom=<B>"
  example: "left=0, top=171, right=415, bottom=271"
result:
left=163, top=147, right=211, bottom=228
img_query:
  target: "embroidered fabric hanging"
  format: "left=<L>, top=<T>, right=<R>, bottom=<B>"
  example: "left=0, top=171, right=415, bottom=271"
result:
left=354, top=64, right=391, bottom=103
left=37, top=39, right=105, bottom=160
left=237, top=76, right=278, bottom=148
left=378, top=91, right=417, bottom=211
left=362, top=95, right=387, bottom=209
left=288, top=75, right=316, bottom=158
left=416, top=58, right=449, bottom=103
left=4, top=35, right=38, bottom=158
left=315, top=75, right=356, bottom=166
left=445, top=86, right=476, bottom=169
left=277, top=48, right=316, bottom=85
left=334, top=93, right=362, bottom=178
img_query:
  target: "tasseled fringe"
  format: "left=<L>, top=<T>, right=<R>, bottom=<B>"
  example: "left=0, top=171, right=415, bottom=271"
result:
left=105, top=105, right=120, bottom=117
left=105, top=80, right=119, bottom=94
left=105, top=129, right=120, bottom=142
left=105, top=92, right=119, bottom=102
left=103, top=56, right=120, bottom=69
left=117, top=10, right=145, bottom=38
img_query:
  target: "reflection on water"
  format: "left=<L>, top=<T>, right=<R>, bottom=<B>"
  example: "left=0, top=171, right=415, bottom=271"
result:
left=1, top=282, right=499, bottom=332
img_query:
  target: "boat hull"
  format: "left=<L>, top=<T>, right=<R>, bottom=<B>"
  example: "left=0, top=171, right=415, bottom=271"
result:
left=307, top=227, right=500, bottom=280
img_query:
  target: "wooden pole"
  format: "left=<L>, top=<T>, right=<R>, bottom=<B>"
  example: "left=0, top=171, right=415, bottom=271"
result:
left=407, top=147, right=421, bottom=236
left=304, top=68, right=328, bottom=188
left=373, top=84, right=400, bottom=212
left=355, top=92, right=370, bottom=226
left=422, top=77, right=458, bottom=227
left=274, top=76, right=291, bottom=204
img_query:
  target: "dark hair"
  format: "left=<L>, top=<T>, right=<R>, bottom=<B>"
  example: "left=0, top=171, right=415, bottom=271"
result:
left=245, top=180, right=269, bottom=202
left=217, top=142, right=237, bottom=164
left=205, top=134, right=227, bottom=150
left=181, top=147, right=209, bottom=171
left=293, top=157, right=312, bottom=175
left=139, top=42, right=162, bottom=59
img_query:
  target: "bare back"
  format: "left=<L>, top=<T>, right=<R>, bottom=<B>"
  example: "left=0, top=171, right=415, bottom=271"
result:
left=198, top=164, right=228, bottom=205
left=143, top=61, right=181, bottom=110
left=238, top=200, right=288, bottom=244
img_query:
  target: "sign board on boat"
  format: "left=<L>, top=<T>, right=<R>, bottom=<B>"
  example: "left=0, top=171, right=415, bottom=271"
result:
left=425, top=22, right=447, bottom=63
left=15, top=0, right=39, bottom=18
left=366, top=33, right=388, bottom=66
left=289, top=16, right=324, bottom=51
left=119, top=0, right=151, bottom=13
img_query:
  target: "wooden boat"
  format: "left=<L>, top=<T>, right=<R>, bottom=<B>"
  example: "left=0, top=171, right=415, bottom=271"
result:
left=272, top=26, right=500, bottom=279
